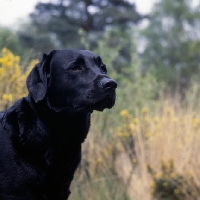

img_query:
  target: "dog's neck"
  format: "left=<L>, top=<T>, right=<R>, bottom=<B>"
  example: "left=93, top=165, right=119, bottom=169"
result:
left=2, top=96, right=91, bottom=159
left=26, top=95, right=91, bottom=142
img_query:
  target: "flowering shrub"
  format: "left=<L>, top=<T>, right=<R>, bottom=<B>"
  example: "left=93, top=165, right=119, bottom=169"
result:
left=0, top=48, right=38, bottom=110
left=148, top=159, right=200, bottom=200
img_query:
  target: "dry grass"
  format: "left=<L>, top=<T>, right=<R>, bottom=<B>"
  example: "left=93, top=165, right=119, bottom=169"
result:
left=70, top=99, right=200, bottom=200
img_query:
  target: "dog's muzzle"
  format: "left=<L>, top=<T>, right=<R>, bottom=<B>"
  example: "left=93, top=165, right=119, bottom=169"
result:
left=92, top=77, right=117, bottom=111
left=99, top=77, right=117, bottom=90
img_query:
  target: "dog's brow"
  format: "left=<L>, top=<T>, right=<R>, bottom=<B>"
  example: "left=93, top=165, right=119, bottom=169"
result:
left=75, top=56, right=85, bottom=64
left=94, top=56, right=102, bottom=66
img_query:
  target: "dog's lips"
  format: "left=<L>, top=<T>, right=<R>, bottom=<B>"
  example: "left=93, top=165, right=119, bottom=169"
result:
left=74, top=89, right=116, bottom=112
left=89, top=90, right=116, bottom=111
left=94, top=99, right=115, bottom=111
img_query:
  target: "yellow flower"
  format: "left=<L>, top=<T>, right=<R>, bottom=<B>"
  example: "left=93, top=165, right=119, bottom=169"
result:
left=141, top=107, right=148, bottom=114
left=123, top=131, right=131, bottom=137
left=174, top=189, right=179, bottom=194
left=2, top=94, right=13, bottom=102
left=162, top=182, right=168, bottom=187
left=192, top=118, right=200, bottom=127
left=130, top=123, right=136, bottom=131
left=144, top=131, right=151, bottom=138
left=120, top=109, right=129, bottom=117
left=133, top=118, right=139, bottom=124
left=150, top=181, right=156, bottom=188
left=187, top=170, right=194, bottom=178
left=116, top=131, right=124, bottom=137
left=0, top=48, right=37, bottom=110
left=157, top=172, right=162, bottom=178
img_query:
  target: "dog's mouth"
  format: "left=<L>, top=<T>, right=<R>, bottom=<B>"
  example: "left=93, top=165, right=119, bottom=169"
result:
left=74, top=90, right=116, bottom=112
left=92, top=93, right=116, bottom=111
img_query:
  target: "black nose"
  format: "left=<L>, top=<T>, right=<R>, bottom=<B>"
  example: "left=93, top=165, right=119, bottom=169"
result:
left=100, top=78, right=117, bottom=89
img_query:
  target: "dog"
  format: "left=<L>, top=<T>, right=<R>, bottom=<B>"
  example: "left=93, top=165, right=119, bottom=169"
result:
left=0, top=49, right=117, bottom=200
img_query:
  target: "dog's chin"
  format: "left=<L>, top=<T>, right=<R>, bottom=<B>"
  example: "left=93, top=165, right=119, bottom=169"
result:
left=92, top=98, right=115, bottom=111
left=74, top=97, right=116, bottom=113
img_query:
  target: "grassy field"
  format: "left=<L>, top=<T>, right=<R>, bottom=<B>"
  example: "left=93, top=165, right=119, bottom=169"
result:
left=70, top=97, right=200, bottom=200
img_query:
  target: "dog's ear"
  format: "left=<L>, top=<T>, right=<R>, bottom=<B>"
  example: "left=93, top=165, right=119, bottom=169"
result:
left=26, top=52, right=54, bottom=103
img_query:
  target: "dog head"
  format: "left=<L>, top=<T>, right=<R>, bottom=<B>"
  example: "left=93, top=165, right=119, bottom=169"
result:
left=27, top=49, right=117, bottom=112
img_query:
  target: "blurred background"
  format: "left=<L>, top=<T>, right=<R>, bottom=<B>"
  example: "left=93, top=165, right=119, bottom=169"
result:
left=1, top=0, right=200, bottom=199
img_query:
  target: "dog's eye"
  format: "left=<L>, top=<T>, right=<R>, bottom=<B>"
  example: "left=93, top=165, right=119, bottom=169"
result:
left=100, top=65, right=107, bottom=74
left=72, top=65, right=82, bottom=71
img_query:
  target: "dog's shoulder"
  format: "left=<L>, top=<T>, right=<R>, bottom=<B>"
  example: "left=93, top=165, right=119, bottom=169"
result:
left=1, top=98, right=50, bottom=154
left=0, top=112, right=5, bottom=131
left=0, top=112, right=4, bottom=119
left=0, top=112, right=7, bottom=143
left=1, top=98, right=33, bottom=132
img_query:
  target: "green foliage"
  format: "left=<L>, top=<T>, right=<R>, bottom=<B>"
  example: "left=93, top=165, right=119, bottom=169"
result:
left=140, top=0, right=200, bottom=89
left=18, top=24, right=56, bottom=56
left=20, top=0, right=146, bottom=50
left=0, top=26, right=41, bottom=64
left=0, top=27, right=23, bottom=56
left=148, top=160, right=200, bottom=200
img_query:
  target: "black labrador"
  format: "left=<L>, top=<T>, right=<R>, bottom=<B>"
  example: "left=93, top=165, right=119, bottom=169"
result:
left=0, top=50, right=117, bottom=200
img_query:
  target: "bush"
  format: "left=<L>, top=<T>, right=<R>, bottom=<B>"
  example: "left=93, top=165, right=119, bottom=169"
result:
left=0, top=48, right=37, bottom=110
left=148, top=159, right=200, bottom=200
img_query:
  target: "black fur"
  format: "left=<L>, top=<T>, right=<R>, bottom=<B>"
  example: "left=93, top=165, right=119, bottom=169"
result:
left=0, top=50, right=117, bottom=200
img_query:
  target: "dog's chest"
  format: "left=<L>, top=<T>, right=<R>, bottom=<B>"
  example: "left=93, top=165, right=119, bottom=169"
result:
left=39, top=143, right=81, bottom=199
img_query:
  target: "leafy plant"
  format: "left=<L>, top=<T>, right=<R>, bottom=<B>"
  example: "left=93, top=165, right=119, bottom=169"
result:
left=0, top=48, right=37, bottom=110
left=148, top=159, right=200, bottom=200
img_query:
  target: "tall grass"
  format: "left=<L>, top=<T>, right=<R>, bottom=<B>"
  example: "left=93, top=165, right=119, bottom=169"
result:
left=70, top=95, right=200, bottom=200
